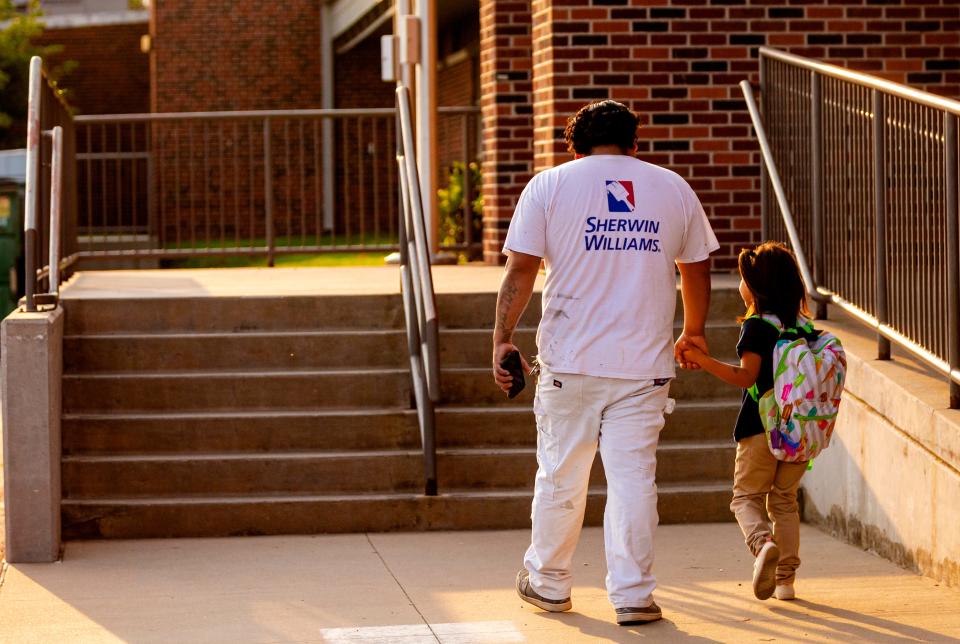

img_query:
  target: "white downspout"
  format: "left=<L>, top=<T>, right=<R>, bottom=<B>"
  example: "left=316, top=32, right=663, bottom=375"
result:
left=415, top=0, right=438, bottom=254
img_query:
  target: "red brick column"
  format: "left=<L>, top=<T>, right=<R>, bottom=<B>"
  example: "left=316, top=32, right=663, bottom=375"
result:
left=479, top=0, right=535, bottom=264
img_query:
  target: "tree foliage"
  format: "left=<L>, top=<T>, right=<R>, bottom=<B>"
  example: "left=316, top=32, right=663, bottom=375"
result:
left=0, top=0, right=75, bottom=148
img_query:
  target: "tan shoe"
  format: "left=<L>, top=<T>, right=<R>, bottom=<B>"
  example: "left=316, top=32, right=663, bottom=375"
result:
left=752, top=540, right=780, bottom=600
left=775, top=584, right=796, bottom=600
left=515, top=569, right=572, bottom=612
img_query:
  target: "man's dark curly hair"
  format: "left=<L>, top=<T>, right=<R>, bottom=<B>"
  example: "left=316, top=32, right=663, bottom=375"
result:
left=563, top=100, right=641, bottom=155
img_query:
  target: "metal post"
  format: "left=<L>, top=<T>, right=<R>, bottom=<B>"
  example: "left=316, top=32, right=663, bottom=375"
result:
left=48, top=126, right=63, bottom=295
left=461, top=114, right=473, bottom=251
left=320, top=2, right=335, bottom=233
left=945, top=112, right=960, bottom=408
left=811, top=72, right=827, bottom=319
left=873, top=89, right=891, bottom=360
left=759, top=56, right=769, bottom=241
left=23, top=56, right=41, bottom=312
left=263, top=118, right=274, bottom=267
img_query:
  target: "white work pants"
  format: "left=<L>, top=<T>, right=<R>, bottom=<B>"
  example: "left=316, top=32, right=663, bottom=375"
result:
left=523, top=366, right=671, bottom=608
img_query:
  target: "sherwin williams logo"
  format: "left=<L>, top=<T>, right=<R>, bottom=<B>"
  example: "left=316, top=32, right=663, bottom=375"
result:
left=605, top=180, right=635, bottom=213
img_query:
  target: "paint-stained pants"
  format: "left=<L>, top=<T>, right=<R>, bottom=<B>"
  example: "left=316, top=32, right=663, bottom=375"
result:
left=523, top=366, right=672, bottom=608
left=730, top=432, right=808, bottom=585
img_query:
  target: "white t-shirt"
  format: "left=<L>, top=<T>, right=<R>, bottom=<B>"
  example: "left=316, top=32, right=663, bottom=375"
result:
left=503, top=155, right=719, bottom=380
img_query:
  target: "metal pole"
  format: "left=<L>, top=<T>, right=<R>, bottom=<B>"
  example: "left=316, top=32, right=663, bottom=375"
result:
left=461, top=114, right=473, bottom=251
left=415, top=0, right=438, bottom=255
left=48, top=126, right=63, bottom=295
left=811, top=71, right=827, bottom=320
left=320, top=2, right=335, bottom=233
left=264, top=118, right=274, bottom=267
left=759, top=55, right=769, bottom=241
left=873, top=90, right=891, bottom=360
left=24, top=56, right=42, bottom=312
left=945, top=112, right=959, bottom=408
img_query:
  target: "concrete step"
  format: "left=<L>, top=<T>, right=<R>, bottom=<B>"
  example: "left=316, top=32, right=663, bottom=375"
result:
left=61, top=400, right=740, bottom=454
left=439, top=324, right=740, bottom=368
left=63, top=323, right=740, bottom=373
left=436, top=289, right=744, bottom=330
left=61, top=482, right=735, bottom=539
left=61, top=443, right=734, bottom=498
left=63, top=330, right=409, bottom=373
left=440, top=367, right=740, bottom=405
left=61, top=294, right=407, bottom=335
left=62, top=368, right=412, bottom=412
left=63, top=363, right=740, bottom=413
left=62, top=286, right=745, bottom=335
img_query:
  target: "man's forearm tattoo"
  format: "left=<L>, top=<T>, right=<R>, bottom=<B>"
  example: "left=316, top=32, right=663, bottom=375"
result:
left=496, top=275, right=520, bottom=339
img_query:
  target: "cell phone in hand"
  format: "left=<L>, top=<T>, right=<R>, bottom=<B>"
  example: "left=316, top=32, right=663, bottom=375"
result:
left=500, top=350, right=526, bottom=399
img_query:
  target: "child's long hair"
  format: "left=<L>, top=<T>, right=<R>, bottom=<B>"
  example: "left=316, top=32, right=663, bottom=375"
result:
left=738, top=241, right=811, bottom=328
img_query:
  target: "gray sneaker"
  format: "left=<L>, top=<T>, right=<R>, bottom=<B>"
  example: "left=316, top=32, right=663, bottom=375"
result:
left=616, top=602, right=662, bottom=625
left=515, top=569, right=572, bottom=612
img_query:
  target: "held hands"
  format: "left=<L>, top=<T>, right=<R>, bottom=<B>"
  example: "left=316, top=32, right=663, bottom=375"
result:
left=492, top=342, right=532, bottom=395
left=675, top=333, right=709, bottom=370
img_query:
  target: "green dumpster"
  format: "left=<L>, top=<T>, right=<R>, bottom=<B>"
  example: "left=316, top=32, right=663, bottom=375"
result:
left=0, top=180, right=25, bottom=316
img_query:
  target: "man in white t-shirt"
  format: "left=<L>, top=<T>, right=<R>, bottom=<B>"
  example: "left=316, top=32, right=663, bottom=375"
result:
left=492, top=100, right=718, bottom=625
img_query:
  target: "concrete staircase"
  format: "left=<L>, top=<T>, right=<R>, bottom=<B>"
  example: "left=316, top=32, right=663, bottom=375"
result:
left=60, top=286, right=742, bottom=539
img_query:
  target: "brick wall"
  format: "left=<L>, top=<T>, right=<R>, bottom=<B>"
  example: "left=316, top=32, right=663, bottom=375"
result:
left=151, top=1, right=323, bottom=112
left=494, top=0, right=959, bottom=268
left=37, top=22, right=149, bottom=115
left=479, top=0, right=535, bottom=263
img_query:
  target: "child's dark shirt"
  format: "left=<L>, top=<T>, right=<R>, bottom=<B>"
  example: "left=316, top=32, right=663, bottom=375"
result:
left=733, top=317, right=781, bottom=442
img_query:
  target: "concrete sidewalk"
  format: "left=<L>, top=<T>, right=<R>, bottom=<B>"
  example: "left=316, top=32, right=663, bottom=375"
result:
left=1, top=524, right=958, bottom=643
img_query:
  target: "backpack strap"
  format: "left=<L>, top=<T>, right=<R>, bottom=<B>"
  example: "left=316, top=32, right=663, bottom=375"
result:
left=746, top=314, right=783, bottom=333
left=744, top=314, right=780, bottom=403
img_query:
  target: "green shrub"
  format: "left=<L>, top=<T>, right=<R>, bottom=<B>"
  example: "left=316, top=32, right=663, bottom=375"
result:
left=437, top=161, right=483, bottom=253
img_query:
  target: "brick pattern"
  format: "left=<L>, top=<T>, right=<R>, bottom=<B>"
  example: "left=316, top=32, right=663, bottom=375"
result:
left=480, top=0, right=535, bottom=264
left=516, top=0, right=960, bottom=269
left=37, top=22, right=149, bottom=115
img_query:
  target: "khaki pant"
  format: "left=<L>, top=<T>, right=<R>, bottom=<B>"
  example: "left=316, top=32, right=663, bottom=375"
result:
left=729, top=433, right=807, bottom=585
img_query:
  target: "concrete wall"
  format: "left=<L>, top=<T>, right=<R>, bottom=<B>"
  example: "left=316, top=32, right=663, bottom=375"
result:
left=1, top=308, right=64, bottom=563
left=802, top=312, right=960, bottom=588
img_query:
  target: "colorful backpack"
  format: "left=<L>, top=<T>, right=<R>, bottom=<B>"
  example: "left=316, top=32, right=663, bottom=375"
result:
left=747, top=314, right=847, bottom=463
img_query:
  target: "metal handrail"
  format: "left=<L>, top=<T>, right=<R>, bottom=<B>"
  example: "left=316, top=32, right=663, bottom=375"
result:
left=396, top=84, right=440, bottom=496
left=24, top=56, right=70, bottom=311
left=75, top=107, right=398, bottom=122
left=742, top=49, right=960, bottom=407
left=759, top=47, right=960, bottom=117
left=23, top=56, right=41, bottom=311
left=47, top=125, right=63, bottom=296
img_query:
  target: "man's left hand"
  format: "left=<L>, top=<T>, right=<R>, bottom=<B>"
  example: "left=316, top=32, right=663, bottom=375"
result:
left=675, top=333, right=708, bottom=370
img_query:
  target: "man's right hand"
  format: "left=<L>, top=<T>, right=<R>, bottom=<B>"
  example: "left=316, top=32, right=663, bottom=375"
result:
left=493, top=342, right=531, bottom=394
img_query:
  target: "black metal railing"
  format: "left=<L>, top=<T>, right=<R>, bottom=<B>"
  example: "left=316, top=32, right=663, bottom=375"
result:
left=743, top=47, right=960, bottom=408
left=396, top=85, right=440, bottom=496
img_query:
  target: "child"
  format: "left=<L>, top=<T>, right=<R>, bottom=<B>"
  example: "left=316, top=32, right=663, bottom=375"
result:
left=681, top=241, right=810, bottom=602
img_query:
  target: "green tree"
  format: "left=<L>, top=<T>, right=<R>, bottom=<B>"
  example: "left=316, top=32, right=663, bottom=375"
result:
left=0, top=0, right=74, bottom=149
